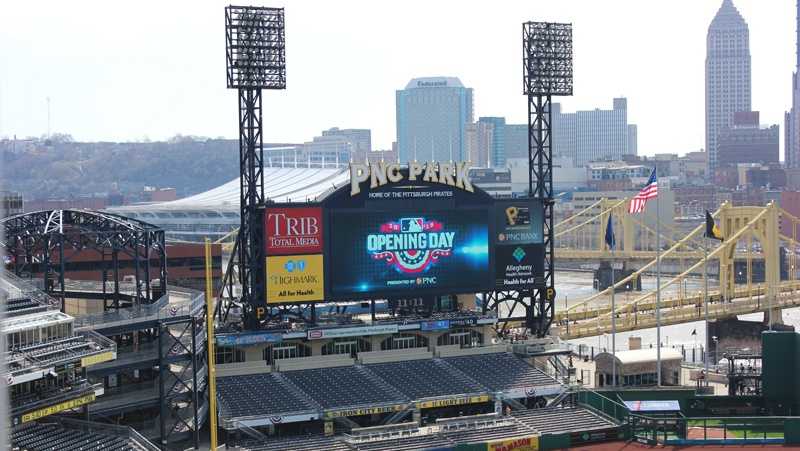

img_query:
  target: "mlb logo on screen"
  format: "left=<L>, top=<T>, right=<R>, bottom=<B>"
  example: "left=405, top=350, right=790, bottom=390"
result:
left=400, top=218, right=424, bottom=233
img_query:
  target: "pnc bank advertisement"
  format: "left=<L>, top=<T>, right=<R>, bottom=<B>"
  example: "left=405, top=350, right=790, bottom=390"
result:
left=328, top=209, right=490, bottom=297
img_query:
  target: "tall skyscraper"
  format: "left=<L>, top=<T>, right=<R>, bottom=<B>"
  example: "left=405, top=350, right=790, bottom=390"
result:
left=786, top=1, right=800, bottom=168
left=706, top=0, right=751, bottom=176
left=396, top=77, right=473, bottom=162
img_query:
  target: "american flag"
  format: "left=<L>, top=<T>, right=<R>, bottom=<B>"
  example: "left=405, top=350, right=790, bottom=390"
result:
left=629, top=168, right=657, bottom=214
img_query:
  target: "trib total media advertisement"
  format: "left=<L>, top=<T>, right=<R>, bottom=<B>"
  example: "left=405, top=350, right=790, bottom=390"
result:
left=260, top=161, right=545, bottom=304
left=264, top=207, right=325, bottom=303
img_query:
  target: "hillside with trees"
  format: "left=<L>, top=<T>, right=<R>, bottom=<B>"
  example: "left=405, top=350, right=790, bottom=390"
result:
left=1, top=136, right=246, bottom=201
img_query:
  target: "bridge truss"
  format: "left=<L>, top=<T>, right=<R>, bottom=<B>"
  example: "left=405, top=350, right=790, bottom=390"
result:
left=552, top=200, right=800, bottom=339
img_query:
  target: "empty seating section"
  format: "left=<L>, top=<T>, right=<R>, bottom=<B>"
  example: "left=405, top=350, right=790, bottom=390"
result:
left=20, top=337, right=99, bottom=367
left=512, top=406, right=617, bottom=434
left=283, top=366, right=405, bottom=409
left=241, top=435, right=351, bottom=451
left=443, top=423, right=533, bottom=444
left=12, top=422, right=141, bottom=451
left=355, top=434, right=454, bottom=451
left=6, top=298, right=47, bottom=317
left=366, top=359, right=484, bottom=400
left=217, top=373, right=315, bottom=417
left=444, top=353, right=557, bottom=391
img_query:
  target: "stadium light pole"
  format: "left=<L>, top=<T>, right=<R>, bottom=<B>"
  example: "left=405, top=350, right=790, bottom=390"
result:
left=225, top=5, right=286, bottom=326
left=523, top=22, right=573, bottom=337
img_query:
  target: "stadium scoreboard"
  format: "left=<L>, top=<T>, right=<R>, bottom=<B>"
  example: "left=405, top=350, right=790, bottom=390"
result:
left=260, top=161, right=545, bottom=304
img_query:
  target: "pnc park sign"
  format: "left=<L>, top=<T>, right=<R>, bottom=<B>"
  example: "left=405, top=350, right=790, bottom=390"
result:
left=349, top=161, right=474, bottom=196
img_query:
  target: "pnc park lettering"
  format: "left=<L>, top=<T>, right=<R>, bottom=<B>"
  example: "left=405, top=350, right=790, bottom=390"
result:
left=350, top=161, right=474, bottom=196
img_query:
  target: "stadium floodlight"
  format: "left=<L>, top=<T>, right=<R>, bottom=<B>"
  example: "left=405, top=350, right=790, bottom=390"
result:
left=225, top=5, right=286, bottom=90
left=522, top=22, right=573, bottom=97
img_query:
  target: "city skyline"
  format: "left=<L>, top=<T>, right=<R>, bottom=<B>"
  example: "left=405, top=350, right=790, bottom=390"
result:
left=0, top=0, right=795, bottom=157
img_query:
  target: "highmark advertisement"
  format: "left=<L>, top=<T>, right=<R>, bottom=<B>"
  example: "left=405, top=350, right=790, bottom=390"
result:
left=329, top=209, right=489, bottom=297
left=266, top=254, right=324, bottom=303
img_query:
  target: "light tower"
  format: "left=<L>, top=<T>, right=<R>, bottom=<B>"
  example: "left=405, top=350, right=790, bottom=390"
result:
left=224, top=6, right=286, bottom=324
left=523, top=22, right=573, bottom=336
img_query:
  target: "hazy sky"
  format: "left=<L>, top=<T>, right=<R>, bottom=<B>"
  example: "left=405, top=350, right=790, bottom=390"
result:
left=0, top=0, right=795, bottom=156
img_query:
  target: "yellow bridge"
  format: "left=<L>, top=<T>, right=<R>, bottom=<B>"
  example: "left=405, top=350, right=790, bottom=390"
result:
left=552, top=199, right=800, bottom=339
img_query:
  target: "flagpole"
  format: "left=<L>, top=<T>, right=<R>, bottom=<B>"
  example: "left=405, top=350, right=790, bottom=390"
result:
left=656, top=171, right=662, bottom=387
left=704, top=242, right=709, bottom=388
left=611, top=236, right=616, bottom=388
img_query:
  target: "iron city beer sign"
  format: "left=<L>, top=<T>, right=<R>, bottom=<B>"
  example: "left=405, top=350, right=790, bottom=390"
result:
left=349, top=161, right=474, bottom=196
left=19, top=393, right=96, bottom=424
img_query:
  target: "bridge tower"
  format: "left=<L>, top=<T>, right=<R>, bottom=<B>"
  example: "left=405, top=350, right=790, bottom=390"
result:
left=718, top=202, right=781, bottom=325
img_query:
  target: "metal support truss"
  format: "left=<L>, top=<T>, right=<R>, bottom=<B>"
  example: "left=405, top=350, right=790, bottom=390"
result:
left=527, top=94, right=556, bottom=337
left=484, top=22, right=572, bottom=337
left=157, top=311, right=208, bottom=449
left=225, top=6, right=285, bottom=329
left=237, top=88, right=266, bottom=325
left=0, top=209, right=167, bottom=310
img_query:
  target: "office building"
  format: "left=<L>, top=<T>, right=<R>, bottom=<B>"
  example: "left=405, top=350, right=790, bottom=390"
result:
left=717, top=112, right=779, bottom=168
left=465, top=121, right=494, bottom=168
left=478, top=117, right=506, bottom=167
left=705, top=0, right=752, bottom=176
left=628, top=125, right=638, bottom=155
left=304, top=127, right=371, bottom=167
left=396, top=77, right=473, bottom=162
left=552, top=98, right=636, bottom=166
left=786, top=0, right=800, bottom=168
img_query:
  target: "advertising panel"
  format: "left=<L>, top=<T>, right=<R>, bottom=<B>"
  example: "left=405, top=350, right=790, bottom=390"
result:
left=495, top=200, right=543, bottom=245
left=493, top=199, right=545, bottom=289
left=486, top=435, right=539, bottom=451
left=80, top=351, right=115, bottom=367
left=416, top=395, right=490, bottom=409
left=307, top=324, right=398, bottom=340
left=329, top=209, right=490, bottom=297
left=420, top=320, right=450, bottom=331
left=265, top=207, right=323, bottom=255
left=217, top=331, right=282, bottom=347
left=19, top=393, right=96, bottom=424
left=324, top=404, right=405, bottom=419
left=266, top=254, right=324, bottom=303
left=494, top=244, right=545, bottom=289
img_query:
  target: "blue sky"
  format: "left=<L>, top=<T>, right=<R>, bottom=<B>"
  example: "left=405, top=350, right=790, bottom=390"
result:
left=0, top=0, right=795, bottom=157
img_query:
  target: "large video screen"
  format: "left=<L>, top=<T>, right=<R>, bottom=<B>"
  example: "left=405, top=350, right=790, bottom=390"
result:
left=328, top=209, right=490, bottom=297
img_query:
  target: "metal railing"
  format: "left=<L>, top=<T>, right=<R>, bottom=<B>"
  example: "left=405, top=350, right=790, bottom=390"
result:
left=11, top=380, right=96, bottom=416
left=73, top=288, right=204, bottom=331
left=55, top=417, right=160, bottom=451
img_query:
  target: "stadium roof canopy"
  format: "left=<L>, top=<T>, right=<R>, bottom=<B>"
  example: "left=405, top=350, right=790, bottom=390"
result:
left=106, top=167, right=349, bottom=241
left=114, top=167, right=348, bottom=212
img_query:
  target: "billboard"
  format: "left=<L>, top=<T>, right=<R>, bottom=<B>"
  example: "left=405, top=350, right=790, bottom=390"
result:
left=495, top=200, right=543, bottom=245
left=266, top=254, right=324, bottom=303
left=494, top=200, right=545, bottom=289
left=487, top=435, right=539, bottom=451
left=328, top=209, right=490, bottom=297
left=495, top=244, right=545, bottom=289
left=265, top=207, right=323, bottom=255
